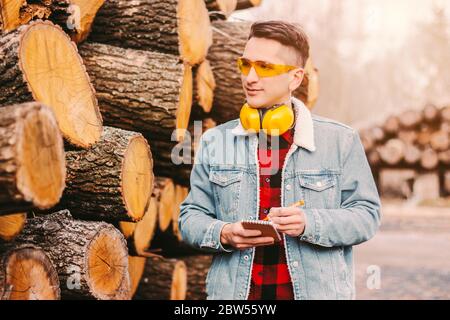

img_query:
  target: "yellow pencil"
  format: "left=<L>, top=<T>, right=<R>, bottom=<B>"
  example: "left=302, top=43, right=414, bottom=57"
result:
left=262, top=199, right=305, bottom=221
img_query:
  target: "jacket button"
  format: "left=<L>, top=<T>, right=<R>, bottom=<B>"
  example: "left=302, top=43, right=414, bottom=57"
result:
left=243, top=255, right=249, bottom=261
left=286, top=184, right=291, bottom=191
left=265, top=177, right=270, bottom=183
left=292, top=261, right=299, bottom=267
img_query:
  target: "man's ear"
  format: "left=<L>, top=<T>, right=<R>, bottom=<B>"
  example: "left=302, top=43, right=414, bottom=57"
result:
left=288, top=68, right=305, bottom=92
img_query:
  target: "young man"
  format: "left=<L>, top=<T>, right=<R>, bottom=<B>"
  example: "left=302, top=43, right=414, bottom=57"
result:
left=179, top=21, right=381, bottom=300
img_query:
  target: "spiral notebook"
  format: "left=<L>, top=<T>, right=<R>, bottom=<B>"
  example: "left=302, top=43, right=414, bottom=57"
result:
left=241, top=220, right=282, bottom=242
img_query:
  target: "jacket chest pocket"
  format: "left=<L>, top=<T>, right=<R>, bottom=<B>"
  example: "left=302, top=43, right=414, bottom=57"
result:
left=298, top=173, right=339, bottom=208
left=209, top=170, right=243, bottom=221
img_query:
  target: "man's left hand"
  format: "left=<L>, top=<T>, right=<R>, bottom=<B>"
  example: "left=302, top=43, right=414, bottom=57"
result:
left=268, top=206, right=306, bottom=237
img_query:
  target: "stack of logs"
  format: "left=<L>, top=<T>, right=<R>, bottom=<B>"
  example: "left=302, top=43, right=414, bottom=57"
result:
left=359, top=104, right=450, bottom=198
left=0, top=0, right=319, bottom=299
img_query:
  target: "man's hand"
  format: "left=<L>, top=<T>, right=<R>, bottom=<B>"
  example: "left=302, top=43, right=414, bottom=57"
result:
left=220, top=222, right=275, bottom=250
left=268, top=206, right=306, bottom=237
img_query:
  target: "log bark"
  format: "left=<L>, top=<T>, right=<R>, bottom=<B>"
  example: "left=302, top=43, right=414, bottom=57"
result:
left=10, top=210, right=131, bottom=299
left=0, top=213, right=26, bottom=241
left=0, top=19, right=102, bottom=148
left=88, top=0, right=212, bottom=65
left=0, top=0, right=105, bottom=43
left=0, top=102, right=66, bottom=215
left=180, top=254, right=213, bottom=300
left=134, top=255, right=187, bottom=300
left=78, top=42, right=192, bottom=142
left=62, top=126, right=153, bottom=222
left=0, top=244, right=60, bottom=300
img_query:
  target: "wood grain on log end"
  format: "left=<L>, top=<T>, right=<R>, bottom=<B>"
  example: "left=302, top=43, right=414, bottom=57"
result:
left=0, top=245, right=60, bottom=300
left=119, top=196, right=158, bottom=256
left=153, top=177, right=176, bottom=232
left=0, top=19, right=102, bottom=148
left=0, top=102, right=66, bottom=215
left=12, top=210, right=131, bottom=299
left=0, top=213, right=26, bottom=241
left=195, top=59, right=216, bottom=113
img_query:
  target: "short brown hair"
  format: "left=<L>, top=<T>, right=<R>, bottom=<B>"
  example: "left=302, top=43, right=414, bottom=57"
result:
left=248, top=20, right=310, bottom=67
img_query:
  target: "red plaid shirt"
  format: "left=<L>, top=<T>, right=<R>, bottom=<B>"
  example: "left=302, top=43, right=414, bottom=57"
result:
left=248, top=128, right=295, bottom=300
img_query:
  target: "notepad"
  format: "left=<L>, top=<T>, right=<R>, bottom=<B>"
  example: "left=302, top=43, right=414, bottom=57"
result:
left=241, top=220, right=282, bottom=242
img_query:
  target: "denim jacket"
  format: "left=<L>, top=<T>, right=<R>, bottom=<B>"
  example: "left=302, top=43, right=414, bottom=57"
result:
left=179, top=97, right=381, bottom=300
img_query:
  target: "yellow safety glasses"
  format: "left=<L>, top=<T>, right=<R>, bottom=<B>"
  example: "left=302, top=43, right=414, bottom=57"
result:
left=237, top=57, right=300, bottom=78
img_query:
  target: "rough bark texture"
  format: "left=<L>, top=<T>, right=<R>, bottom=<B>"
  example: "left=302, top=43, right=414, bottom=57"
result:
left=0, top=102, right=66, bottom=215
left=88, top=0, right=211, bottom=65
left=9, top=210, right=130, bottom=299
left=134, top=255, right=186, bottom=300
left=62, top=126, right=153, bottom=222
left=180, top=254, right=213, bottom=300
left=0, top=243, right=60, bottom=300
left=79, top=42, right=189, bottom=140
left=0, top=19, right=102, bottom=148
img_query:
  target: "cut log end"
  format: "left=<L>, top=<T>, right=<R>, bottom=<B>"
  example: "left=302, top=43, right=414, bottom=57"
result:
left=0, top=0, right=22, bottom=32
left=3, top=247, right=60, bottom=300
left=128, top=255, right=146, bottom=298
left=16, top=103, right=66, bottom=210
left=176, top=63, right=193, bottom=142
left=0, top=213, right=26, bottom=241
left=18, top=20, right=102, bottom=148
left=195, top=59, right=216, bottom=113
left=122, top=136, right=154, bottom=222
left=155, top=178, right=176, bottom=232
left=87, top=226, right=130, bottom=300
left=171, top=260, right=187, bottom=300
left=69, top=0, right=106, bottom=43
left=177, top=0, right=213, bottom=65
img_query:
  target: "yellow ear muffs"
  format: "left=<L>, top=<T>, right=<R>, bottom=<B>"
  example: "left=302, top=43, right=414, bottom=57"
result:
left=239, top=103, right=261, bottom=133
left=239, top=102, right=294, bottom=136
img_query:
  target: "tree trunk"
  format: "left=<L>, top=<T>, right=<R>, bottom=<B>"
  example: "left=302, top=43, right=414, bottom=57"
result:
left=134, top=255, right=187, bottom=300
left=88, top=0, right=212, bottom=65
left=62, top=126, right=153, bottom=222
left=0, top=102, right=66, bottom=215
left=0, top=244, right=60, bottom=300
left=0, top=19, right=102, bottom=148
left=0, top=213, right=26, bottom=241
left=78, top=42, right=192, bottom=142
left=0, top=0, right=105, bottom=43
left=10, top=210, right=131, bottom=299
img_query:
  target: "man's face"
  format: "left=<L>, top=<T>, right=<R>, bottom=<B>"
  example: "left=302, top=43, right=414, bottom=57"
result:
left=240, top=37, right=304, bottom=109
